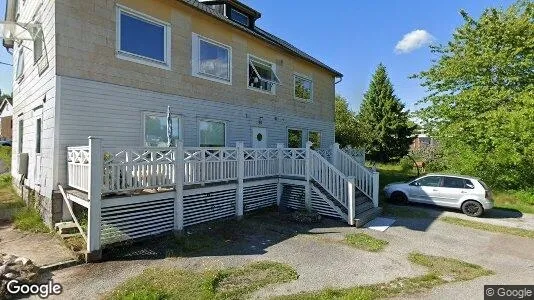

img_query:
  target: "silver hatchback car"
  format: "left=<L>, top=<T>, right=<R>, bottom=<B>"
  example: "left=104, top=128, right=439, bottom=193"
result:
left=384, top=174, right=493, bottom=217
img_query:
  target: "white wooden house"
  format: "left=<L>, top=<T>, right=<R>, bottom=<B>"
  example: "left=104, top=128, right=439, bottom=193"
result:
left=0, top=98, right=13, bottom=140
left=4, top=0, right=380, bottom=260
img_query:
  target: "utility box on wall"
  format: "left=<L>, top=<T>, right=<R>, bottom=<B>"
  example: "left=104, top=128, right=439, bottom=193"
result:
left=18, top=153, right=28, bottom=177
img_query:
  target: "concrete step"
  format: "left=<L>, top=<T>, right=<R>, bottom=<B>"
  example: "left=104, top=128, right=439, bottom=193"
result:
left=354, top=207, right=383, bottom=228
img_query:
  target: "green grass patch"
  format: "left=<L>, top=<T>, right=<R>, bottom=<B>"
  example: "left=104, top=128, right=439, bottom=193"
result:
left=377, top=164, right=419, bottom=205
left=344, top=233, right=388, bottom=252
left=0, top=146, right=11, bottom=169
left=382, top=204, right=431, bottom=219
left=106, top=261, right=298, bottom=300
left=0, top=174, right=24, bottom=210
left=440, top=216, right=534, bottom=239
left=13, top=206, right=49, bottom=233
left=492, top=190, right=534, bottom=214
left=275, top=252, right=492, bottom=300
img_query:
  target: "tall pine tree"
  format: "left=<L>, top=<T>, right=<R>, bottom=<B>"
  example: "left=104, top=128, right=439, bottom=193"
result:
left=358, top=64, right=416, bottom=162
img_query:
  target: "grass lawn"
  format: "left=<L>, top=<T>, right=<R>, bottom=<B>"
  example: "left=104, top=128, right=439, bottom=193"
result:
left=276, top=252, right=493, bottom=300
left=344, top=233, right=388, bottom=252
left=440, top=216, right=534, bottom=239
left=0, top=174, right=24, bottom=210
left=106, top=261, right=298, bottom=300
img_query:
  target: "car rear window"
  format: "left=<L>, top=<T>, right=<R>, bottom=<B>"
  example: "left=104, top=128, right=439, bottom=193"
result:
left=478, top=180, right=490, bottom=190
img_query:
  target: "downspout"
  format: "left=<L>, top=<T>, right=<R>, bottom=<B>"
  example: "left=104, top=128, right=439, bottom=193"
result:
left=334, top=76, right=343, bottom=85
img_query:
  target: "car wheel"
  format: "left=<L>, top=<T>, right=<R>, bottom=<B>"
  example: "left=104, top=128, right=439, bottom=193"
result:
left=390, top=192, right=408, bottom=205
left=461, top=200, right=484, bottom=217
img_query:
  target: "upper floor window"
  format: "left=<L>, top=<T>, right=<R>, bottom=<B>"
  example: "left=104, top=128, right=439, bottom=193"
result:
left=192, top=34, right=232, bottom=84
left=294, top=74, right=313, bottom=102
left=248, top=55, right=280, bottom=94
left=15, top=48, right=24, bottom=80
left=230, top=8, right=249, bottom=26
left=33, top=30, right=44, bottom=63
left=116, top=5, right=171, bottom=69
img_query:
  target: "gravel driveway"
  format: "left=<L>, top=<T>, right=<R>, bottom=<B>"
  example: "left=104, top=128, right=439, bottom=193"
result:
left=36, top=209, right=534, bottom=299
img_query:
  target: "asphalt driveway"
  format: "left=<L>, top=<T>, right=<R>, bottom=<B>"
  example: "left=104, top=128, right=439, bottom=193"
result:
left=35, top=208, right=534, bottom=299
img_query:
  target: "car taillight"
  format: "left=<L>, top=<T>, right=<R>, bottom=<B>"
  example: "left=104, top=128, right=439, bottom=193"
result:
left=485, top=190, right=492, bottom=200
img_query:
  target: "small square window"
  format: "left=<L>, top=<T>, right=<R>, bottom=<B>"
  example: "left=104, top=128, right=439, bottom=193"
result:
left=116, top=6, right=170, bottom=68
left=288, top=129, right=303, bottom=148
left=294, top=74, right=313, bottom=101
left=199, top=120, right=226, bottom=147
left=248, top=56, right=280, bottom=94
left=230, top=8, right=249, bottom=26
left=144, top=114, right=180, bottom=147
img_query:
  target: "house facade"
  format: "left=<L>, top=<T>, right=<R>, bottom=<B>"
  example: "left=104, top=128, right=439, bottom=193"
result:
left=5, top=0, right=342, bottom=225
left=0, top=98, right=13, bottom=140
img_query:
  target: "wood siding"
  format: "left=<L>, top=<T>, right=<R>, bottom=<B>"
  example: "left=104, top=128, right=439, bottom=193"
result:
left=54, top=0, right=336, bottom=123
left=10, top=0, right=57, bottom=198
left=56, top=76, right=334, bottom=185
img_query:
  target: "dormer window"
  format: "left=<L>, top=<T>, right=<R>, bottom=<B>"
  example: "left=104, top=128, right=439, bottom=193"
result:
left=230, top=8, right=249, bottom=26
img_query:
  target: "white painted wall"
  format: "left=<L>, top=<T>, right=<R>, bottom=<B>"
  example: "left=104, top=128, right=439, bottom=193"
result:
left=10, top=0, right=57, bottom=198
left=56, top=76, right=335, bottom=186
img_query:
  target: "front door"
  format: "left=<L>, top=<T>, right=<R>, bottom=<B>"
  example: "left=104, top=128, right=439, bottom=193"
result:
left=252, top=127, right=267, bottom=148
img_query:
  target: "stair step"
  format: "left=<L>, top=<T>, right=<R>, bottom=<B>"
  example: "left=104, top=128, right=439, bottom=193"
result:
left=355, top=201, right=374, bottom=213
left=355, top=195, right=370, bottom=206
left=354, top=207, right=383, bottom=228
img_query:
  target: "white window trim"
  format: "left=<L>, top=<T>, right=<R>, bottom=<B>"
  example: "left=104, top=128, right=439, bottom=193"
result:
left=287, top=127, right=304, bottom=148
left=293, top=73, right=313, bottom=102
left=247, top=54, right=278, bottom=95
left=191, top=33, right=232, bottom=85
left=116, top=4, right=171, bottom=70
left=15, top=47, right=24, bottom=81
left=230, top=8, right=249, bottom=26
left=198, top=119, right=227, bottom=147
left=142, top=112, right=182, bottom=147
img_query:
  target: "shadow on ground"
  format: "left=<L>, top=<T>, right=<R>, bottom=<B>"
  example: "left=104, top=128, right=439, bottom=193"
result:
left=102, top=207, right=347, bottom=261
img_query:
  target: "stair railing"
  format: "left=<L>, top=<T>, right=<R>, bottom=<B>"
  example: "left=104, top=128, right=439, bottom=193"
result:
left=331, top=144, right=379, bottom=207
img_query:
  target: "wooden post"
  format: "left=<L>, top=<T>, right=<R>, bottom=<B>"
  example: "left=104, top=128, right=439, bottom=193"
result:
left=372, top=171, right=380, bottom=207
left=331, top=143, right=340, bottom=168
left=347, top=177, right=355, bottom=226
left=235, top=142, right=244, bottom=219
left=174, top=140, right=184, bottom=233
left=304, top=141, right=313, bottom=211
left=276, top=143, right=284, bottom=205
left=87, top=136, right=103, bottom=261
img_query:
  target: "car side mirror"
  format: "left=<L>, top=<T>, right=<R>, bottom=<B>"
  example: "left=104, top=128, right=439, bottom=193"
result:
left=409, top=181, right=419, bottom=186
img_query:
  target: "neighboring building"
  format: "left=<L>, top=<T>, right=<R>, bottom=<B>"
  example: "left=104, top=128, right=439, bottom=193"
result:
left=4, top=0, right=343, bottom=225
left=0, top=98, right=13, bottom=140
left=410, top=134, right=435, bottom=151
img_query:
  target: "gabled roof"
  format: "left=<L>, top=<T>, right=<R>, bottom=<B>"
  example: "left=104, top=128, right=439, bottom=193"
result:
left=180, top=0, right=343, bottom=77
left=0, top=98, right=13, bottom=113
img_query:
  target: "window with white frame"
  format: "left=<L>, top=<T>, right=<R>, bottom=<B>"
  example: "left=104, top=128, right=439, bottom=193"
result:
left=15, top=48, right=24, bottom=80
left=248, top=55, right=280, bottom=93
left=287, top=129, right=303, bottom=148
left=294, top=74, right=313, bottom=101
left=308, top=131, right=321, bottom=150
left=230, top=8, right=249, bottom=26
left=18, top=119, right=23, bottom=154
left=192, top=34, right=231, bottom=83
left=33, top=30, right=44, bottom=63
left=116, top=6, right=170, bottom=68
left=144, top=114, right=180, bottom=147
left=199, top=120, right=226, bottom=147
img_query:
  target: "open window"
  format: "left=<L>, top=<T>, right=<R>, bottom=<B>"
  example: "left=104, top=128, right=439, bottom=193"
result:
left=248, top=55, right=280, bottom=94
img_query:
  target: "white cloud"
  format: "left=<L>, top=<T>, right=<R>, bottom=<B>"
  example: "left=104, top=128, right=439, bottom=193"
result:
left=394, top=30, right=434, bottom=54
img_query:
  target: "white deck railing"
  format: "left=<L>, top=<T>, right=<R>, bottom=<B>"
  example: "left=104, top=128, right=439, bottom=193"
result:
left=66, top=140, right=379, bottom=208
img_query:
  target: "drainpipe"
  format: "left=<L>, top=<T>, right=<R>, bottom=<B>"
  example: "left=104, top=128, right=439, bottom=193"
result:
left=334, top=76, right=343, bottom=85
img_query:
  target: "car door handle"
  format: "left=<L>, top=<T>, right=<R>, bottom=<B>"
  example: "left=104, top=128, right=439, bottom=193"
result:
left=432, top=189, right=438, bottom=191
left=461, top=191, right=467, bottom=194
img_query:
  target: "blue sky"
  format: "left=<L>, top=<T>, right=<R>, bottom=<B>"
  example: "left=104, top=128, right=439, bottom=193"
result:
left=0, top=0, right=515, bottom=112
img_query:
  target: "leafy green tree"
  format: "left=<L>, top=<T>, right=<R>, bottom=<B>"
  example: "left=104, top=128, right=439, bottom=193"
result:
left=414, top=0, right=534, bottom=189
left=334, top=95, right=361, bottom=148
left=358, top=64, right=416, bottom=162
